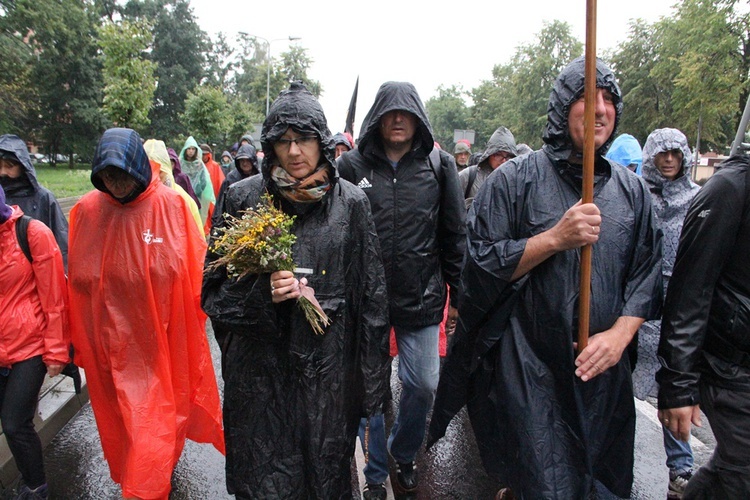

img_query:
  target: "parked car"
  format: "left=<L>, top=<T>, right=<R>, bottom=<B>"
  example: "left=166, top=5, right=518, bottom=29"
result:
left=30, top=153, right=46, bottom=164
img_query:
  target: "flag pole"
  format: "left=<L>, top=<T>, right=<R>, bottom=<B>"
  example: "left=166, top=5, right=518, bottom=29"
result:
left=578, top=0, right=597, bottom=355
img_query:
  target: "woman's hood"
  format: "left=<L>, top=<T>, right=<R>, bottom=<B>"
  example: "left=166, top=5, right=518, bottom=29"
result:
left=260, top=81, right=335, bottom=179
left=91, top=128, right=152, bottom=196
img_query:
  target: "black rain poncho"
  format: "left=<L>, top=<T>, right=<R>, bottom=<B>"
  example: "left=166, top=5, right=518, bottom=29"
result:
left=202, top=82, right=390, bottom=499
left=0, top=134, right=69, bottom=268
left=428, top=57, right=662, bottom=498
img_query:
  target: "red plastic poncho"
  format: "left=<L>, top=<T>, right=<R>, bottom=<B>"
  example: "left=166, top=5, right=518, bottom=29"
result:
left=68, top=163, right=224, bottom=500
left=0, top=206, right=69, bottom=367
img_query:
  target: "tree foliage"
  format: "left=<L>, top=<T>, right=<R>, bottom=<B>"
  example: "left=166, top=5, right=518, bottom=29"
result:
left=98, top=19, right=157, bottom=131
left=472, top=21, right=583, bottom=149
left=1, top=0, right=104, bottom=163
left=611, top=0, right=750, bottom=151
left=425, top=85, right=471, bottom=150
left=180, top=85, right=233, bottom=145
left=4, top=0, right=749, bottom=164
left=122, top=0, right=208, bottom=142
left=232, top=37, right=322, bottom=118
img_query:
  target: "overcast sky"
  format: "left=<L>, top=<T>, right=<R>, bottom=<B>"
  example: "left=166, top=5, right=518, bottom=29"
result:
left=189, top=0, right=678, bottom=138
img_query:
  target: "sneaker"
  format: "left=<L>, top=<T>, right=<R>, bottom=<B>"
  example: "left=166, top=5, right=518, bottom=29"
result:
left=393, top=461, right=418, bottom=493
left=668, top=469, right=693, bottom=499
left=362, top=483, right=387, bottom=500
left=495, top=488, right=516, bottom=500
left=15, top=483, right=48, bottom=500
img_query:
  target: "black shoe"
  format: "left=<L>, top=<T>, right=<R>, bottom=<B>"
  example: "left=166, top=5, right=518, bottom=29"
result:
left=362, top=483, right=387, bottom=500
left=394, top=461, right=418, bottom=492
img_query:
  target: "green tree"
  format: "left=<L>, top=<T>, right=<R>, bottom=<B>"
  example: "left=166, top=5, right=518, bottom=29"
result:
left=0, top=27, right=35, bottom=134
left=233, top=38, right=322, bottom=118
left=122, top=0, right=209, bottom=142
left=425, top=85, right=471, bottom=150
left=227, top=98, right=263, bottom=147
left=609, top=19, right=670, bottom=145
left=180, top=85, right=233, bottom=146
left=470, top=21, right=582, bottom=149
left=231, top=35, right=268, bottom=116
left=662, top=0, right=747, bottom=149
left=98, top=19, right=157, bottom=131
left=611, top=0, right=750, bottom=151
left=205, top=32, right=235, bottom=91
left=279, top=45, right=321, bottom=98
left=1, top=0, right=105, bottom=164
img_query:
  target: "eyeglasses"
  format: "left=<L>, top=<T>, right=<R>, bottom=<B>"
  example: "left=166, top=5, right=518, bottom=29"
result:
left=275, top=135, right=318, bottom=149
left=491, top=152, right=514, bottom=162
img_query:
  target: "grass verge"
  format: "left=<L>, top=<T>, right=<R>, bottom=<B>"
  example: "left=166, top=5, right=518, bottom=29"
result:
left=34, top=165, right=94, bottom=198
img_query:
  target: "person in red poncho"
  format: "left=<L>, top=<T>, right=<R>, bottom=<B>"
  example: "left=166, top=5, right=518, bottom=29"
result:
left=0, top=184, right=69, bottom=500
left=67, top=128, right=224, bottom=500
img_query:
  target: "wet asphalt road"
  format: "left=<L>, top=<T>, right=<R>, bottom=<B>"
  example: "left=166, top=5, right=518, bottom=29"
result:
left=11, top=325, right=714, bottom=499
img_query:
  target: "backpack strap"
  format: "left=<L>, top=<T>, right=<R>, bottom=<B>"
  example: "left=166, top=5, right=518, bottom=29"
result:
left=15, top=215, right=33, bottom=263
left=427, top=147, right=443, bottom=185
left=464, top=165, right=478, bottom=199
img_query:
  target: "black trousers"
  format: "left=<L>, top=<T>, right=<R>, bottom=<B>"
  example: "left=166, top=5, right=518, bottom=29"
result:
left=684, top=382, right=750, bottom=498
left=0, top=355, right=47, bottom=488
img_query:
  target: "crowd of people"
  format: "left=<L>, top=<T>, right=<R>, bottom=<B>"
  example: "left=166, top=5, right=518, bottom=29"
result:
left=1, top=54, right=748, bottom=500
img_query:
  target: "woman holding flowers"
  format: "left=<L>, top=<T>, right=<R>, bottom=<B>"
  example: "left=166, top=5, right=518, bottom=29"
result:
left=202, top=82, right=390, bottom=498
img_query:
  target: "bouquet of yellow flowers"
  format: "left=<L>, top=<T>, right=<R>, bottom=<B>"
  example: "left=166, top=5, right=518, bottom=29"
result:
left=208, top=193, right=330, bottom=335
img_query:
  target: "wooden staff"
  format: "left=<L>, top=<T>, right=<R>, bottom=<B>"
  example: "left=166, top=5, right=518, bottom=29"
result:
left=578, top=0, right=597, bottom=355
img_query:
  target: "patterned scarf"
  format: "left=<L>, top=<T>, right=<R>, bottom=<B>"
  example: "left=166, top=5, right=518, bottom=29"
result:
left=271, top=164, right=331, bottom=203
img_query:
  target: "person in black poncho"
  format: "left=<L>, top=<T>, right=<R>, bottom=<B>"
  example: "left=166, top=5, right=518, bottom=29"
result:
left=429, top=57, right=663, bottom=499
left=202, top=82, right=390, bottom=499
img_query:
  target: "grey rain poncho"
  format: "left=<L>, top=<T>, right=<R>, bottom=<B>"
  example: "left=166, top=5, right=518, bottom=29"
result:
left=428, top=57, right=663, bottom=498
left=202, top=82, right=390, bottom=499
left=632, top=128, right=700, bottom=400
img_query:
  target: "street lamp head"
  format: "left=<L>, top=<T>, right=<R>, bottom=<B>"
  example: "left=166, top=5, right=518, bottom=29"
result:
left=288, top=36, right=301, bottom=41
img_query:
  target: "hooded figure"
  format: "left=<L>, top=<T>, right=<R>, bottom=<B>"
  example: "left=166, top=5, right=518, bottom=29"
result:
left=0, top=183, right=69, bottom=498
left=0, top=134, right=69, bottom=267
left=200, top=142, right=225, bottom=200
left=211, top=143, right=259, bottom=228
left=144, top=139, right=202, bottom=231
left=167, top=147, right=200, bottom=207
left=631, top=128, right=699, bottom=401
left=337, top=81, right=466, bottom=496
left=332, top=132, right=353, bottom=159
left=68, top=128, right=224, bottom=500
left=219, top=150, right=233, bottom=176
left=179, top=136, right=215, bottom=228
left=632, top=128, right=701, bottom=490
left=606, top=133, right=643, bottom=175
left=202, top=82, right=389, bottom=498
left=428, top=57, right=662, bottom=498
left=459, top=126, right=518, bottom=209
left=657, top=152, right=750, bottom=497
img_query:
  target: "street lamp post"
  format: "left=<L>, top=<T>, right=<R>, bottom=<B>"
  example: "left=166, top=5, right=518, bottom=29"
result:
left=238, top=33, right=301, bottom=116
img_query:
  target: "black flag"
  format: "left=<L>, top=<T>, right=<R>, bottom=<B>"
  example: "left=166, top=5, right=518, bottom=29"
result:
left=344, top=76, right=359, bottom=137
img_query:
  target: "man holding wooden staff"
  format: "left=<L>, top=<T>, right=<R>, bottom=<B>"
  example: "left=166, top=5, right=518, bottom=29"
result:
left=429, top=56, right=663, bottom=498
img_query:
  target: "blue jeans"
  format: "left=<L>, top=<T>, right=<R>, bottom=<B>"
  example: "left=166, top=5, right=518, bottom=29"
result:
left=663, top=422, right=694, bottom=474
left=358, top=323, right=440, bottom=485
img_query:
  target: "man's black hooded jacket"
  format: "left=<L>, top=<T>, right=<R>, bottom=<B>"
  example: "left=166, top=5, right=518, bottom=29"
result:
left=337, top=81, right=465, bottom=328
